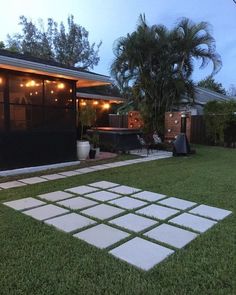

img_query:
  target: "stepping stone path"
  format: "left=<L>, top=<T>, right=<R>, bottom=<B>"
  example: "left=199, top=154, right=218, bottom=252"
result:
left=2, top=181, right=232, bottom=271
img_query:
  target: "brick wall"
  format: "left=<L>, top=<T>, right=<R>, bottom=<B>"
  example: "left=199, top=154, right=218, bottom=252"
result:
left=128, top=111, right=144, bottom=129
left=165, top=112, right=191, bottom=142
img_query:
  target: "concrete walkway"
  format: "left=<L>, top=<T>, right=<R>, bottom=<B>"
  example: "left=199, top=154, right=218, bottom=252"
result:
left=0, top=151, right=172, bottom=190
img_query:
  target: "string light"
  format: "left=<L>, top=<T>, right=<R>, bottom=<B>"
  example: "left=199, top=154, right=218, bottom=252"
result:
left=57, top=83, right=65, bottom=89
left=103, top=103, right=110, bottom=110
left=26, top=80, right=36, bottom=87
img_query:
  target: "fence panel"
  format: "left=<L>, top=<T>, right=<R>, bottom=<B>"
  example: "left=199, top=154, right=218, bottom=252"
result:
left=190, top=115, right=207, bottom=144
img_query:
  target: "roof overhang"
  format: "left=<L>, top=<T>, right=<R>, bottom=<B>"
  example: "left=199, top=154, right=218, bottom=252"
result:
left=0, top=55, right=112, bottom=87
left=77, top=91, right=125, bottom=102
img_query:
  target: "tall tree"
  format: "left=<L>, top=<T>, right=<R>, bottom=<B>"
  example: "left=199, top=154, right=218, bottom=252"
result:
left=5, top=15, right=101, bottom=70
left=0, top=41, right=5, bottom=49
left=174, top=18, right=222, bottom=79
left=111, top=15, right=222, bottom=132
left=197, top=76, right=226, bottom=94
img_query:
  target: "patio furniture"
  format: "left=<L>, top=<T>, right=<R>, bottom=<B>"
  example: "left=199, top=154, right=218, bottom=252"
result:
left=137, top=135, right=152, bottom=156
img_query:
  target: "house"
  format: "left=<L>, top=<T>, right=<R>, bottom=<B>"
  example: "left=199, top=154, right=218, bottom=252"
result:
left=0, top=49, right=121, bottom=169
left=165, top=87, right=236, bottom=143
left=179, top=86, right=235, bottom=115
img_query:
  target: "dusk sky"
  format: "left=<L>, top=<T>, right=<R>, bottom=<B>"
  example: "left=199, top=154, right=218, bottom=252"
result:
left=0, top=0, right=235, bottom=90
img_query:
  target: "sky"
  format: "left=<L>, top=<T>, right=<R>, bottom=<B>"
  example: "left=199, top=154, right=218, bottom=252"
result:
left=0, top=0, right=235, bottom=90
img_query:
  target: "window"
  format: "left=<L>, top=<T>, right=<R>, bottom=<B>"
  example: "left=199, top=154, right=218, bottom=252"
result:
left=9, top=76, right=43, bottom=105
left=44, top=80, right=73, bottom=108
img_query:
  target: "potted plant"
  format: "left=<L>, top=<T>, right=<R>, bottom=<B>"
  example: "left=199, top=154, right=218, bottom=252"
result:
left=89, top=131, right=100, bottom=159
left=77, top=105, right=96, bottom=160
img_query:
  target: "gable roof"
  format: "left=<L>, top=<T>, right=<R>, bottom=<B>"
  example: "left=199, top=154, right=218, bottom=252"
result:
left=0, top=49, right=112, bottom=87
left=181, top=86, right=235, bottom=106
left=194, top=87, right=233, bottom=105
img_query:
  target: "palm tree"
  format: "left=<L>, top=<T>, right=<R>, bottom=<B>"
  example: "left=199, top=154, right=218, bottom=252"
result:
left=110, top=15, right=220, bottom=132
left=174, top=18, right=222, bottom=79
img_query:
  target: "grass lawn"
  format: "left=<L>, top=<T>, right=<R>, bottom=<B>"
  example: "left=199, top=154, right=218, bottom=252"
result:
left=0, top=145, right=235, bottom=295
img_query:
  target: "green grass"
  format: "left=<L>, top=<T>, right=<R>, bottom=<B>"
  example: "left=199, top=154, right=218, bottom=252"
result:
left=0, top=145, right=235, bottom=295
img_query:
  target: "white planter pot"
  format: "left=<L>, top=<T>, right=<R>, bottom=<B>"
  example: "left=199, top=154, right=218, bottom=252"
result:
left=77, top=141, right=90, bottom=160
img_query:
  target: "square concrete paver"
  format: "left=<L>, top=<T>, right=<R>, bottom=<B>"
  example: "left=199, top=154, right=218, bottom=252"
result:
left=81, top=204, right=124, bottom=220
left=108, top=185, right=141, bottom=195
left=109, top=213, right=157, bottom=232
left=88, top=181, right=119, bottom=189
left=59, top=171, right=82, bottom=177
left=105, top=162, right=128, bottom=167
left=74, top=224, right=129, bottom=249
left=136, top=204, right=180, bottom=220
left=3, top=197, right=45, bottom=211
left=109, top=237, right=174, bottom=271
left=65, top=185, right=98, bottom=195
left=19, top=177, right=48, bottom=185
left=109, top=197, right=147, bottom=210
left=74, top=168, right=94, bottom=174
left=23, top=204, right=69, bottom=221
left=85, top=190, right=121, bottom=202
left=0, top=181, right=27, bottom=189
left=41, top=174, right=66, bottom=180
left=45, top=213, right=96, bottom=232
left=144, top=223, right=198, bottom=248
left=132, top=191, right=166, bottom=202
left=38, top=191, right=75, bottom=202
left=89, top=165, right=110, bottom=171
left=158, top=197, right=197, bottom=210
left=169, top=213, right=217, bottom=233
left=57, top=196, right=98, bottom=210
left=189, top=204, right=232, bottom=221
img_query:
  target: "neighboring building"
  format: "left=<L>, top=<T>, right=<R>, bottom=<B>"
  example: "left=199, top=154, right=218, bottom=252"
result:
left=165, top=87, right=236, bottom=143
left=179, top=86, right=236, bottom=115
left=0, top=49, right=118, bottom=169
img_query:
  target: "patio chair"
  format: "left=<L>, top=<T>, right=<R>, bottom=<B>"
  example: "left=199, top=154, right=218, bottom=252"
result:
left=137, top=135, right=151, bottom=156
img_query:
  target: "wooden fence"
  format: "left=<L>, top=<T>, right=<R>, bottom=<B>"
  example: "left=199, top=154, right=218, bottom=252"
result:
left=109, top=114, right=128, bottom=128
left=190, top=115, right=207, bottom=144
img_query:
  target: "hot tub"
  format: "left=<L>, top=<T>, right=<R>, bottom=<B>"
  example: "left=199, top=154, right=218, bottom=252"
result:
left=87, top=127, right=142, bottom=152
